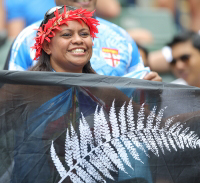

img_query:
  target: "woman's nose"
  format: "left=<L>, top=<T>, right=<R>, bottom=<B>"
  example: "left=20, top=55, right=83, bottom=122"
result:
left=71, top=34, right=83, bottom=44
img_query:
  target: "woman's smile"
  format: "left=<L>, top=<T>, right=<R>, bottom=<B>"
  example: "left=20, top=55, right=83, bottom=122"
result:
left=68, top=47, right=86, bottom=55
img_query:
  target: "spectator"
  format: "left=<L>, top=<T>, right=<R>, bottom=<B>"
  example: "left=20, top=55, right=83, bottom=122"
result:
left=5, top=0, right=162, bottom=82
left=3, top=0, right=120, bottom=40
left=168, top=31, right=200, bottom=87
left=30, top=5, right=98, bottom=74
left=4, top=0, right=56, bottom=39
left=147, top=0, right=200, bottom=76
left=10, top=7, right=153, bottom=182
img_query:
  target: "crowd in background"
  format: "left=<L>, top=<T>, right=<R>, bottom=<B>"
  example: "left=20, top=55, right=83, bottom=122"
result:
left=1, top=0, right=200, bottom=87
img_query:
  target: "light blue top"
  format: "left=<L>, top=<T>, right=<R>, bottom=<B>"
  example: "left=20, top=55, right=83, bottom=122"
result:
left=8, top=17, right=150, bottom=79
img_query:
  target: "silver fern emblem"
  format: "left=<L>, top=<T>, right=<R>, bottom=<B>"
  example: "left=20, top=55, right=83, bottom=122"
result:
left=50, top=100, right=200, bottom=183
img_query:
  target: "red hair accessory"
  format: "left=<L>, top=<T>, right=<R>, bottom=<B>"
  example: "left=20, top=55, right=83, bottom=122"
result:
left=31, top=6, right=99, bottom=60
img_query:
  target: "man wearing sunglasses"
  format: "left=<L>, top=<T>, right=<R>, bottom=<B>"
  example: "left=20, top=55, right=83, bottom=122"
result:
left=168, top=31, right=200, bottom=87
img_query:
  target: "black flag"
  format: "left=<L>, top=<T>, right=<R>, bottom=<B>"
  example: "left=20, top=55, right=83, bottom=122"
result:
left=0, top=70, right=200, bottom=183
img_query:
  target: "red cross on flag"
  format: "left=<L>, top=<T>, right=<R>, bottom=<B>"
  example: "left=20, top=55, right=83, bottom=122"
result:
left=102, top=48, right=120, bottom=67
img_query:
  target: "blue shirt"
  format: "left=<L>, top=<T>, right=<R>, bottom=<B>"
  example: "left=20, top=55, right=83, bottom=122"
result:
left=4, top=0, right=56, bottom=26
left=8, top=17, right=150, bottom=79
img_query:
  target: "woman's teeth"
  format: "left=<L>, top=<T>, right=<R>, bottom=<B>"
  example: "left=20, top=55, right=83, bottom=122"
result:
left=71, top=49, right=85, bottom=53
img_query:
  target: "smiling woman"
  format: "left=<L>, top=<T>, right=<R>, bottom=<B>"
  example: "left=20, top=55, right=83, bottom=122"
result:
left=28, top=5, right=142, bottom=107
left=30, top=5, right=99, bottom=73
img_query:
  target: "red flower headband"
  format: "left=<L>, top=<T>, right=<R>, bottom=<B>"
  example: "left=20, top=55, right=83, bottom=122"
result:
left=31, top=6, right=99, bottom=60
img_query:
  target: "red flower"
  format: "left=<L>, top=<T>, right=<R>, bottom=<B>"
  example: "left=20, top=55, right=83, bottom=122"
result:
left=32, top=6, right=99, bottom=61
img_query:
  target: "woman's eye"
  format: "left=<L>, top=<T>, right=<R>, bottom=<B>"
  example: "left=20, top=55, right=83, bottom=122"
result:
left=63, top=33, right=71, bottom=37
left=81, top=32, right=89, bottom=37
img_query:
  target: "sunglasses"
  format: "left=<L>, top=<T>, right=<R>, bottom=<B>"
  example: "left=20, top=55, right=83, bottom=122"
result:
left=44, top=6, right=63, bottom=19
left=44, top=6, right=77, bottom=20
left=171, top=54, right=191, bottom=65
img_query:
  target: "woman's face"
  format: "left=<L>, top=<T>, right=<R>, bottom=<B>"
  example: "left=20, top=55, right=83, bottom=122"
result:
left=45, top=20, right=93, bottom=73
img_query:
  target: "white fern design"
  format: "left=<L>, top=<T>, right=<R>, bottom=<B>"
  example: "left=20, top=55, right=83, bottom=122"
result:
left=50, top=100, right=200, bottom=183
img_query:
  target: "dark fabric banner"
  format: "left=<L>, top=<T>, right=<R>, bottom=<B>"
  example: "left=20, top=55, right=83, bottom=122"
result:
left=0, top=71, right=200, bottom=183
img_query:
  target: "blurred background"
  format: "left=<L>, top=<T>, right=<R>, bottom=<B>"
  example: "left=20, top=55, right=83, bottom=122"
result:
left=110, top=0, right=194, bottom=52
left=0, top=0, right=199, bottom=82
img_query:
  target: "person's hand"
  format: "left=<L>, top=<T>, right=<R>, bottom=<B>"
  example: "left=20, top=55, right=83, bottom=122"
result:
left=143, top=71, right=162, bottom=82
